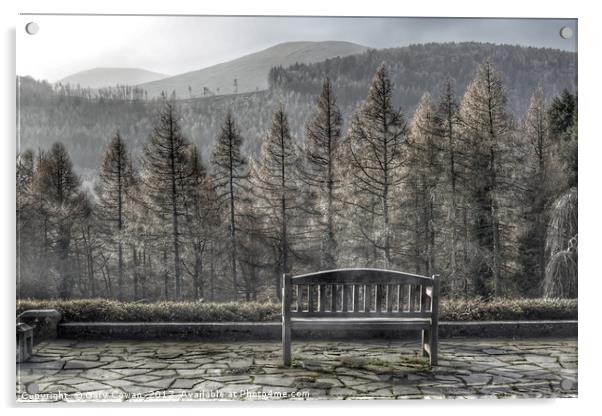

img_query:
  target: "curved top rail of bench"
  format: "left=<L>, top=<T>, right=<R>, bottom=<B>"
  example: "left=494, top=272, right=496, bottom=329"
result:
left=291, top=268, right=435, bottom=286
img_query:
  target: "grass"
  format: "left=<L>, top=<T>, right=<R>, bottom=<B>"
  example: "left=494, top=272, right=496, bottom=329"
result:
left=16, top=297, right=576, bottom=323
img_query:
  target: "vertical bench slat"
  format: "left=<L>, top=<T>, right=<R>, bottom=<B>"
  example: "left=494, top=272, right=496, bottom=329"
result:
left=397, top=284, right=402, bottom=312
left=319, top=284, right=326, bottom=313
left=375, top=285, right=383, bottom=313
left=420, top=285, right=426, bottom=313
left=343, top=285, right=350, bottom=312
left=386, top=285, right=394, bottom=313
left=364, top=285, right=371, bottom=313
left=294, top=285, right=299, bottom=312
left=409, top=284, right=415, bottom=312
left=331, top=285, right=337, bottom=312
left=353, top=284, right=360, bottom=313
left=308, top=284, right=316, bottom=312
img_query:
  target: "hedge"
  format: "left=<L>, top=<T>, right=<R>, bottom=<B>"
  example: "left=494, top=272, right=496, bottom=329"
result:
left=16, top=298, right=576, bottom=323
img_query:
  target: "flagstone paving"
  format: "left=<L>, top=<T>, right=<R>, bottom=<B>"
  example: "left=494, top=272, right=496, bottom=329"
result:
left=16, top=338, right=577, bottom=402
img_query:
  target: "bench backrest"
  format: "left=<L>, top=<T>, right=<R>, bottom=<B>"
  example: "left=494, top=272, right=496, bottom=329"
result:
left=283, top=268, right=439, bottom=318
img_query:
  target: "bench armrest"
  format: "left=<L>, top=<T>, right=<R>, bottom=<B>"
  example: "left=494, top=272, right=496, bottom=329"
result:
left=424, top=275, right=440, bottom=316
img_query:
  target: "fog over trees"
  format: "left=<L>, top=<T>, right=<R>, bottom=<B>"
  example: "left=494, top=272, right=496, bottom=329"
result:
left=17, top=46, right=578, bottom=301
left=18, top=43, right=576, bottom=176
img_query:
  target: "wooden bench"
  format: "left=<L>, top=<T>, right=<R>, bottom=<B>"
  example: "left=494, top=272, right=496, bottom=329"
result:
left=282, top=268, right=440, bottom=366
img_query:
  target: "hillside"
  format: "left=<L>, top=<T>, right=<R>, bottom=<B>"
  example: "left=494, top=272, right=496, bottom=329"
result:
left=138, top=41, right=368, bottom=98
left=269, top=42, right=577, bottom=115
left=59, top=67, right=169, bottom=89
left=19, top=42, right=577, bottom=177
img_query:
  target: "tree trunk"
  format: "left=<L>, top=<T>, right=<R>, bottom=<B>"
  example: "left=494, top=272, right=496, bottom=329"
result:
left=229, top=159, right=238, bottom=300
left=118, top=242, right=124, bottom=300
left=278, top=114, right=288, bottom=301
left=193, top=243, right=203, bottom=300
left=428, top=195, right=436, bottom=275
left=209, top=241, right=215, bottom=302
left=168, top=111, right=182, bottom=301
left=163, top=248, right=169, bottom=300
left=463, top=206, right=470, bottom=299
left=324, top=87, right=336, bottom=269
left=490, top=148, right=502, bottom=296
left=142, top=248, right=147, bottom=300
left=449, top=126, right=458, bottom=297
left=132, top=246, right=138, bottom=300
left=57, top=223, right=72, bottom=299
left=87, top=228, right=95, bottom=298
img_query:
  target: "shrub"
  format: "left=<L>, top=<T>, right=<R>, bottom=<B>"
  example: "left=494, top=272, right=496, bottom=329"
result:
left=16, top=299, right=280, bottom=322
left=16, top=298, right=577, bottom=322
left=440, top=298, right=577, bottom=321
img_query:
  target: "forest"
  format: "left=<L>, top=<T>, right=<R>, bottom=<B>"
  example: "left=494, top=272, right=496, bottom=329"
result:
left=16, top=50, right=578, bottom=303
left=17, top=42, right=576, bottom=176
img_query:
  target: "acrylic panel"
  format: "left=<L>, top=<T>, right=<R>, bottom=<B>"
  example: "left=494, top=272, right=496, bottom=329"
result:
left=16, top=14, right=577, bottom=402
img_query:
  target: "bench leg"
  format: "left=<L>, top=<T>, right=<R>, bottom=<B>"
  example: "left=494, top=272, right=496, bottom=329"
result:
left=430, top=324, right=438, bottom=366
left=422, top=328, right=438, bottom=366
left=421, top=329, right=430, bottom=358
left=282, top=322, right=291, bottom=366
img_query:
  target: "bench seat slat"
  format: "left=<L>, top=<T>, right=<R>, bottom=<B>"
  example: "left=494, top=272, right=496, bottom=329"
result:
left=291, top=317, right=431, bottom=323
left=290, top=317, right=431, bottom=330
left=291, top=311, right=432, bottom=318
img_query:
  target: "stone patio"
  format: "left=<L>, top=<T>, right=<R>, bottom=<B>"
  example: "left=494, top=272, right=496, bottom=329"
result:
left=16, top=338, right=577, bottom=401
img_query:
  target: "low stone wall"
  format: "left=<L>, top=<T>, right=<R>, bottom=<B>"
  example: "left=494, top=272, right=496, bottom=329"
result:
left=58, top=320, right=577, bottom=341
left=440, top=320, right=577, bottom=338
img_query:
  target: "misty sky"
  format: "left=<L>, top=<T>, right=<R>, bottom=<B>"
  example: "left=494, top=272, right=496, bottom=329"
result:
left=17, top=15, right=577, bottom=82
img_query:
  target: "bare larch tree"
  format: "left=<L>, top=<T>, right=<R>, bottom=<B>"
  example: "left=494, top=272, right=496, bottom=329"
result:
left=459, top=59, right=514, bottom=297
left=31, top=143, right=81, bottom=298
left=142, top=98, right=191, bottom=300
left=406, top=93, right=442, bottom=276
left=211, top=112, right=248, bottom=299
left=97, top=132, right=134, bottom=300
left=301, top=78, right=343, bottom=269
left=254, top=105, right=298, bottom=298
left=346, top=64, right=409, bottom=268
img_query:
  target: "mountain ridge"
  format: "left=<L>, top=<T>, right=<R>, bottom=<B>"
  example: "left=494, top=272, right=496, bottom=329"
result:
left=137, top=41, right=368, bottom=98
left=59, top=67, right=169, bottom=89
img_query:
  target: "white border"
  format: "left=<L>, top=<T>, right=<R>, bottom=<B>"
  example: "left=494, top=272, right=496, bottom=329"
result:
left=2, top=0, right=600, bottom=415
